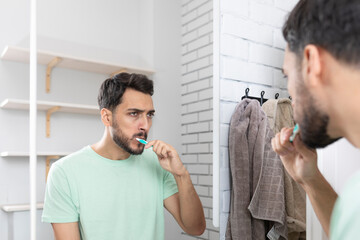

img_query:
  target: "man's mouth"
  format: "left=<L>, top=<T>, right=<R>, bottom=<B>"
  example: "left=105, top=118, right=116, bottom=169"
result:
left=133, top=133, right=147, bottom=141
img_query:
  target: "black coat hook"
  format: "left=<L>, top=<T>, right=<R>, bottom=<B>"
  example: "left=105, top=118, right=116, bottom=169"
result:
left=275, top=93, right=279, bottom=99
left=245, top=88, right=250, bottom=98
left=260, top=91, right=265, bottom=105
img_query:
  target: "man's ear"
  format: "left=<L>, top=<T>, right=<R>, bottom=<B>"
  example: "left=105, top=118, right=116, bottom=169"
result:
left=100, top=108, right=112, bottom=126
left=302, top=45, right=323, bottom=88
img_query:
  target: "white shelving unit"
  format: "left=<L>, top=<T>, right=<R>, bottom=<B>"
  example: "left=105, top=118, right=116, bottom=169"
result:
left=1, top=203, right=44, bottom=213
left=0, top=98, right=99, bottom=115
left=1, top=98, right=99, bottom=138
left=1, top=45, right=155, bottom=76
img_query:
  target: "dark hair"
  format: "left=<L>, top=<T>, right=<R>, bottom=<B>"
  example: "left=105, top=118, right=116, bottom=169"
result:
left=97, top=72, right=154, bottom=111
left=283, top=0, right=360, bottom=65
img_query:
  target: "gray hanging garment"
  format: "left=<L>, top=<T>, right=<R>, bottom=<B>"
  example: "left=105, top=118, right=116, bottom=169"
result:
left=226, top=99, right=287, bottom=240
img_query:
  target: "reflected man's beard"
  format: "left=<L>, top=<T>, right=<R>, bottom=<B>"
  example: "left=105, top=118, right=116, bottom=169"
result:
left=112, top=120, right=147, bottom=155
left=300, top=102, right=340, bottom=148
left=296, top=79, right=341, bottom=148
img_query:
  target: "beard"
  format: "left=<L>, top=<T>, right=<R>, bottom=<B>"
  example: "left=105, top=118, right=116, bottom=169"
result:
left=111, top=120, right=147, bottom=155
left=295, top=76, right=341, bottom=149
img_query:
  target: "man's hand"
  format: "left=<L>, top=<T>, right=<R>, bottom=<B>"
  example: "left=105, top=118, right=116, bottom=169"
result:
left=271, top=126, right=318, bottom=185
left=145, top=140, right=186, bottom=177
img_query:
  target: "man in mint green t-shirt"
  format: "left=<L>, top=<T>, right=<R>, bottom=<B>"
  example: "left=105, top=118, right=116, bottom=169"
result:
left=42, top=73, right=206, bottom=240
left=271, top=0, right=360, bottom=239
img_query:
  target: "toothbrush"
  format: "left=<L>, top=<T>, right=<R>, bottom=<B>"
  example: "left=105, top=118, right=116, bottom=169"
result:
left=289, top=124, right=299, bottom=143
left=136, top=138, right=148, bottom=145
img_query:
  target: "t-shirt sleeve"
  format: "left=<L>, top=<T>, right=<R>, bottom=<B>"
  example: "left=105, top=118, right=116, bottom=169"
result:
left=163, top=170, right=178, bottom=200
left=42, top=163, right=79, bottom=223
left=330, top=173, right=360, bottom=240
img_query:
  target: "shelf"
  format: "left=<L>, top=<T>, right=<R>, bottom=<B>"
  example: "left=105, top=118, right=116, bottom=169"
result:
left=1, top=203, right=44, bottom=213
left=0, top=151, right=66, bottom=182
left=0, top=98, right=99, bottom=115
left=1, top=152, right=70, bottom=157
left=1, top=45, right=155, bottom=76
left=1, top=98, right=99, bottom=137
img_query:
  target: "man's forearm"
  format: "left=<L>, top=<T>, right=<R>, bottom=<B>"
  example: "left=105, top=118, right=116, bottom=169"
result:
left=301, top=169, right=338, bottom=236
left=174, top=170, right=206, bottom=235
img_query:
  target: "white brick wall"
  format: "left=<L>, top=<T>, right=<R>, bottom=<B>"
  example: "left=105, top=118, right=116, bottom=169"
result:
left=217, top=0, right=298, bottom=239
left=181, top=0, right=219, bottom=239
left=182, top=0, right=299, bottom=239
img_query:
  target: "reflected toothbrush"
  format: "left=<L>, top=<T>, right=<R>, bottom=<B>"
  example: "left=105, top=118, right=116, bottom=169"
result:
left=289, top=124, right=300, bottom=143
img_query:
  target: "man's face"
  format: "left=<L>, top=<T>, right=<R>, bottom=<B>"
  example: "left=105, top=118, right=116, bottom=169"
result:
left=283, top=47, right=339, bottom=148
left=110, top=88, right=155, bottom=155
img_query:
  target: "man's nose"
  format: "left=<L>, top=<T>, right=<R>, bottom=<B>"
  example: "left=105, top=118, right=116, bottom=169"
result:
left=139, top=115, right=150, bottom=132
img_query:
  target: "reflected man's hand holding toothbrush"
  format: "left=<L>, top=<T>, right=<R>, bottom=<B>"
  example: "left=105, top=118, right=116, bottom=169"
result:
left=271, top=124, right=318, bottom=186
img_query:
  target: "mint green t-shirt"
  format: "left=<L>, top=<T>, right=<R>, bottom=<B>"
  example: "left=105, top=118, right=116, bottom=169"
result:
left=42, top=146, right=178, bottom=240
left=330, top=171, right=360, bottom=240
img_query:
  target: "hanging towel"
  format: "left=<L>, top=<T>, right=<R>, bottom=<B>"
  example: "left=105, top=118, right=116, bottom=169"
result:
left=226, top=99, right=287, bottom=240
left=261, top=98, right=294, bottom=134
left=262, top=99, right=306, bottom=240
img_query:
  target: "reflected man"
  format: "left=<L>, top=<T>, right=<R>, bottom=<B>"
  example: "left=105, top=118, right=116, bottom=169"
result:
left=42, top=73, right=205, bottom=240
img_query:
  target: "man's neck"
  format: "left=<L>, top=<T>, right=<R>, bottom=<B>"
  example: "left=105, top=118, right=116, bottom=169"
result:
left=328, top=64, right=360, bottom=148
left=340, top=105, right=360, bottom=148
left=91, top=130, right=131, bottom=160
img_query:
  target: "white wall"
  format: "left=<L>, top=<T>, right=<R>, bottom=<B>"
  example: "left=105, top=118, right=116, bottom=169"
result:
left=35, top=0, right=154, bottom=69
left=0, top=0, right=182, bottom=239
left=215, top=0, right=298, bottom=239
left=181, top=0, right=219, bottom=239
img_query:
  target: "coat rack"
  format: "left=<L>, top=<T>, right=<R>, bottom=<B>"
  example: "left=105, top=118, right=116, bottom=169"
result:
left=241, top=88, right=285, bottom=106
left=241, top=88, right=268, bottom=105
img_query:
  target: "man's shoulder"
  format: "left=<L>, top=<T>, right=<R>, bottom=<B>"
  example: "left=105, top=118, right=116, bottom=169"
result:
left=53, top=146, right=91, bottom=169
left=334, top=171, right=360, bottom=214
left=334, top=171, right=360, bottom=215
left=342, top=171, right=360, bottom=195
left=330, top=171, right=360, bottom=239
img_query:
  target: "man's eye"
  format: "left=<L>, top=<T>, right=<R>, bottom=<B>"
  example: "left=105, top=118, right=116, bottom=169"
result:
left=147, top=113, right=154, bottom=118
left=129, top=112, right=138, bottom=117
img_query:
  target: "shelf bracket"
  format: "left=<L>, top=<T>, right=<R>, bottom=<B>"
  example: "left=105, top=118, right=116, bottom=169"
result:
left=46, top=57, right=62, bottom=93
left=46, top=106, right=61, bottom=138
left=110, top=68, right=128, bottom=77
left=46, top=155, right=60, bottom=182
